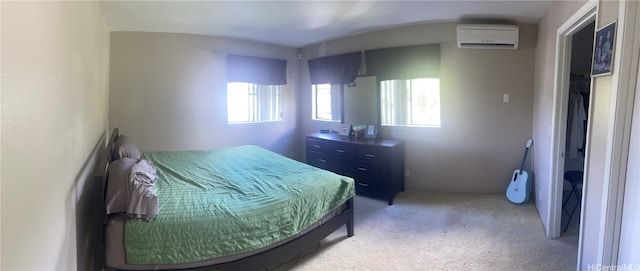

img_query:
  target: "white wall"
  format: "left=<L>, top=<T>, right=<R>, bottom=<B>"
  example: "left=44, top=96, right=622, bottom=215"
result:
left=1, top=1, right=110, bottom=270
left=299, top=22, right=537, bottom=193
left=109, top=32, right=300, bottom=158
left=617, top=65, right=640, bottom=264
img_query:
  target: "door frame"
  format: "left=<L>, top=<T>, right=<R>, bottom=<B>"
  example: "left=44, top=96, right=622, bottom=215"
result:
left=593, top=0, right=640, bottom=265
left=548, top=0, right=597, bottom=240
left=549, top=0, right=640, bottom=267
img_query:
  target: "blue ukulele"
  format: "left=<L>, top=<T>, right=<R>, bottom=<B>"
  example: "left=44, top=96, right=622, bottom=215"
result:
left=506, top=138, right=533, bottom=204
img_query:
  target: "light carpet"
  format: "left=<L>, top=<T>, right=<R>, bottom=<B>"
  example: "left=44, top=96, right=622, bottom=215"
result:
left=282, top=190, right=579, bottom=271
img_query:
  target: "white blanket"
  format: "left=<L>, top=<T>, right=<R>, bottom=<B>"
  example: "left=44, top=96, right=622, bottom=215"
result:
left=127, top=159, right=159, bottom=221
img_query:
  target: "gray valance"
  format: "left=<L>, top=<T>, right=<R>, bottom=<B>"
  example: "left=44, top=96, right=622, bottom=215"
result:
left=226, top=54, right=287, bottom=85
left=365, top=44, right=440, bottom=81
left=307, top=52, right=361, bottom=85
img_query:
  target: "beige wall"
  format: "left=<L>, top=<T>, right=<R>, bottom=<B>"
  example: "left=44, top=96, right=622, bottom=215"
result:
left=109, top=32, right=300, bottom=157
left=300, top=22, right=537, bottom=193
left=1, top=1, right=110, bottom=270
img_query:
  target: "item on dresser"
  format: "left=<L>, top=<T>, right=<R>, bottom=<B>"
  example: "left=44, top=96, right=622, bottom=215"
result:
left=306, top=132, right=405, bottom=205
left=365, top=124, right=378, bottom=139
left=353, top=126, right=365, bottom=139
left=338, top=124, right=352, bottom=136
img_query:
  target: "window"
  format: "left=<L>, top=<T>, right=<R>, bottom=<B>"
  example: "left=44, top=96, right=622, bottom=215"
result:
left=227, top=82, right=282, bottom=123
left=312, top=84, right=341, bottom=122
left=380, top=78, right=440, bottom=127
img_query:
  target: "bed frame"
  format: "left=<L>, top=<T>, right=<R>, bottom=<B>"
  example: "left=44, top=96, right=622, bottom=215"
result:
left=94, top=128, right=354, bottom=270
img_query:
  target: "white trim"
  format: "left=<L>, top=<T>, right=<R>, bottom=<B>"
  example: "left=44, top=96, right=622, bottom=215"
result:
left=617, top=45, right=640, bottom=264
left=596, top=0, right=640, bottom=265
left=549, top=0, right=597, bottom=241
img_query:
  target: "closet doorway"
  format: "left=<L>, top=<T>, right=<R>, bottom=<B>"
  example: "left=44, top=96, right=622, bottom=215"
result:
left=560, top=21, right=595, bottom=237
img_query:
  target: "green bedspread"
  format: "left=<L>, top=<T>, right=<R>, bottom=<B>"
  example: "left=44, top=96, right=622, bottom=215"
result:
left=124, top=145, right=355, bottom=265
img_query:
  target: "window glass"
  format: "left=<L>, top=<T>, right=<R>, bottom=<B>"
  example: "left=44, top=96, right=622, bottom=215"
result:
left=227, top=82, right=282, bottom=123
left=380, top=78, right=440, bottom=127
left=312, top=84, right=341, bottom=122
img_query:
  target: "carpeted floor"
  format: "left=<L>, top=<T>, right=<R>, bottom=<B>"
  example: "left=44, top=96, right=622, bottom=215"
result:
left=280, top=190, right=579, bottom=271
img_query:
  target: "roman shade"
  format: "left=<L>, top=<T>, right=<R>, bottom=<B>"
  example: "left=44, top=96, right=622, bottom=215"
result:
left=226, top=54, right=287, bottom=85
left=307, top=52, right=361, bottom=85
left=365, top=44, right=440, bottom=80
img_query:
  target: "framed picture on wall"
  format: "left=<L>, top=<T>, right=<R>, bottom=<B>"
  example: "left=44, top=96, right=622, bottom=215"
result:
left=591, top=21, right=616, bottom=77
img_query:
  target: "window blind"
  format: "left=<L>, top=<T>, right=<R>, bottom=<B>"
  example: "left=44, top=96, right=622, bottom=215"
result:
left=307, top=52, right=361, bottom=85
left=226, top=54, right=287, bottom=85
left=365, top=44, right=440, bottom=81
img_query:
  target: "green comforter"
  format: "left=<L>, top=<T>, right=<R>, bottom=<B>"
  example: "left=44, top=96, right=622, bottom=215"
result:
left=124, top=145, right=355, bottom=265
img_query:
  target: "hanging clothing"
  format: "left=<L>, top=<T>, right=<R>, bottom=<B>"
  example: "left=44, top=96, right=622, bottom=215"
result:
left=567, top=91, right=587, bottom=158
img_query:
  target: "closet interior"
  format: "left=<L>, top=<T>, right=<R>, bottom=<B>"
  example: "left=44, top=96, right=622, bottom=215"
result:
left=561, top=21, right=595, bottom=236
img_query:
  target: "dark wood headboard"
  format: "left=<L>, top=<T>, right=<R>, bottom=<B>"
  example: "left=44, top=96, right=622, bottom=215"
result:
left=94, top=128, right=119, bottom=185
left=93, top=128, right=118, bottom=270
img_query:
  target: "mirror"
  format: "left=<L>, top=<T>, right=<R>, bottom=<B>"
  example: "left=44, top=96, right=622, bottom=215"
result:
left=343, top=76, right=378, bottom=126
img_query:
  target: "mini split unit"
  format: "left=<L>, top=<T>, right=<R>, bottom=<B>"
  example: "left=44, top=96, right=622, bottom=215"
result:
left=457, top=24, right=519, bottom=49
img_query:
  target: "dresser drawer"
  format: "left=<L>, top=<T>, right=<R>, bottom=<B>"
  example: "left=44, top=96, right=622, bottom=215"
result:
left=306, top=132, right=404, bottom=205
left=307, top=137, right=356, bottom=158
left=357, top=145, right=391, bottom=163
left=326, top=141, right=356, bottom=158
left=353, top=177, right=388, bottom=196
left=306, top=138, right=328, bottom=152
left=306, top=150, right=342, bottom=173
left=343, top=159, right=390, bottom=179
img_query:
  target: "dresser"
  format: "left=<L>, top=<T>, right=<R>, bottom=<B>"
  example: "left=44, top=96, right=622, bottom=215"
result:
left=306, top=132, right=405, bottom=205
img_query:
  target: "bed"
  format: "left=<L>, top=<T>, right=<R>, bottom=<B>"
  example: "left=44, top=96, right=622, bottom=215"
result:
left=94, top=128, right=355, bottom=270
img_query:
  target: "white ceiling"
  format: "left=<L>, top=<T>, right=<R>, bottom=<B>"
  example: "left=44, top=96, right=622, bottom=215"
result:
left=100, top=1, right=552, bottom=48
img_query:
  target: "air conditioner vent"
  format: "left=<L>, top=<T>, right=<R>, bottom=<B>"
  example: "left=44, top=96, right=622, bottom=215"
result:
left=457, top=24, right=519, bottom=49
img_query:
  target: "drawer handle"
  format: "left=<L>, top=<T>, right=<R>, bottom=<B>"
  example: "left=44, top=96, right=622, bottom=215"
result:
left=336, top=149, right=345, bottom=153
left=357, top=182, right=369, bottom=187
left=313, top=144, right=321, bottom=148
left=358, top=167, right=368, bottom=171
left=318, top=159, right=326, bottom=163
left=365, top=154, right=376, bottom=158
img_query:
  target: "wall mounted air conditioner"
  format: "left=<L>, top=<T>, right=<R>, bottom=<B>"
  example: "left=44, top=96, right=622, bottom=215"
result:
left=457, top=24, right=519, bottom=49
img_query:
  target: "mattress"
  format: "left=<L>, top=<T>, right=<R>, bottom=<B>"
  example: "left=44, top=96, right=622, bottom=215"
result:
left=104, top=145, right=355, bottom=269
left=105, top=205, right=347, bottom=270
